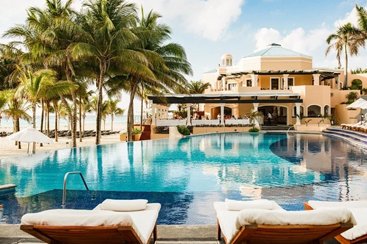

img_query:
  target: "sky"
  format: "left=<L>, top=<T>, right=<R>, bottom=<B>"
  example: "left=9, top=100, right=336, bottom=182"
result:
left=1, top=0, right=367, bottom=112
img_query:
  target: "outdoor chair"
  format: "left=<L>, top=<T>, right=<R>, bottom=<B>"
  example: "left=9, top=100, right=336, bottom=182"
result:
left=20, top=199, right=160, bottom=244
left=305, top=200, right=367, bottom=244
left=214, top=199, right=354, bottom=244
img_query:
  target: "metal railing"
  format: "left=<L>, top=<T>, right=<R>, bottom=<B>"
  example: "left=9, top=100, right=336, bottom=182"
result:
left=62, top=171, right=89, bottom=208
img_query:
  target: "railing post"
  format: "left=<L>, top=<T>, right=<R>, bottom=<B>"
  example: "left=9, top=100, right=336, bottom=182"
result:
left=62, top=171, right=89, bottom=208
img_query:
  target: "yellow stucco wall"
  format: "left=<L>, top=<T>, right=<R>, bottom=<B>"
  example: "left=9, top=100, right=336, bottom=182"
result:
left=260, top=57, right=312, bottom=70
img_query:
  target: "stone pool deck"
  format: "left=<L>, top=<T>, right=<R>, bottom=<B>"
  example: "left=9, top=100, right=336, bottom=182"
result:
left=0, top=224, right=221, bottom=244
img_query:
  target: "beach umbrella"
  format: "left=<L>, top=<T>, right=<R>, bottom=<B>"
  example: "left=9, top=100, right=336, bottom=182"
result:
left=7, top=127, right=53, bottom=154
left=347, top=98, right=367, bottom=109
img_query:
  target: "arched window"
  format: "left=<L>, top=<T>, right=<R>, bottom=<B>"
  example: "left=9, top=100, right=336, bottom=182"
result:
left=293, top=106, right=304, bottom=117
left=307, top=105, right=321, bottom=117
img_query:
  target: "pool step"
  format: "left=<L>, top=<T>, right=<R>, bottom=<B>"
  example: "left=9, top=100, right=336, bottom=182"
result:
left=323, top=127, right=367, bottom=147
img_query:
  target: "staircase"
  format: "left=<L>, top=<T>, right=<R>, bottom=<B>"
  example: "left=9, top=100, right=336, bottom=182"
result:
left=323, top=127, right=367, bottom=147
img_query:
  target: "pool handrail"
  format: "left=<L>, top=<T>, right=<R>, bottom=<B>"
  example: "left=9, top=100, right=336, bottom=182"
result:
left=62, top=171, right=89, bottom=208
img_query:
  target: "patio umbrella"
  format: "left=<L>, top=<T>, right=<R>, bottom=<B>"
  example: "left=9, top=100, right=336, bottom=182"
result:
left=7, top=127, right=53, bottom=154
left=347, top=98, right=367, bottom=109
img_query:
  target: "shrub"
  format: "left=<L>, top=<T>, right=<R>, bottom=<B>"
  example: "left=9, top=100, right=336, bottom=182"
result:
left=249, top=127, right=259, bottom=132
left=132, top=128, right=142, bottom=135
left=177, top=125, right=190, bottom=136
left=346, top=92, right=358, bottom=104
left=350, top=79, right=362, bottom=90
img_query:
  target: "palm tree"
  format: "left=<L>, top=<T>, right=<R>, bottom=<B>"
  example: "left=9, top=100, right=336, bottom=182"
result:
left=5, top=0, right=82, bottom=148
left=356, top=5, right=367, bottom=42
left=106, top=99, right=124, bottom=131
left=187, top=81, right=210, bottom=113
left=326, top=23, right=363, bottom=88
left=121, top=8, right=191, bottom=141
left=0, top=91, right=8, bottom=126
left=70, top=0, right=150, bottom=145
left=3, top=91, right=31, bottom=149
left=187, top=81, right=210, bottom=94
left=16, top=68, right=74, bottom=152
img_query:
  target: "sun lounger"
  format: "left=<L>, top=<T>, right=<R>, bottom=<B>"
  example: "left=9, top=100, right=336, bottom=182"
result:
left=20, top=200, right=160, bottom=244
left=214, top=199, right=354, bottom=244
left=305, top=200, right=367, bottom=244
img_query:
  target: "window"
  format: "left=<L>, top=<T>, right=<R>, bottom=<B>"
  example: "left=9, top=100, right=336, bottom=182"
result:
left=307, top=105, right=321, bottom=117
left=281, top=77, right=294, bottom=89
left=246, top=79, right=252, bottom=87
left=271, top=78, right=279, bottom=90
left=288, top=77, right=294, bottom=87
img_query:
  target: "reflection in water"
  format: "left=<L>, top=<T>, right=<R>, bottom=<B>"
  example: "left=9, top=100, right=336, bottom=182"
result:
left=0, top=132, right=367, bottom=224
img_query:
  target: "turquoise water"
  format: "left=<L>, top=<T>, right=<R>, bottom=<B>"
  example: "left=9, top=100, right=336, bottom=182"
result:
left=1, top=133, right=323, bottom=196
left=1, top=132, right=367, bottom=224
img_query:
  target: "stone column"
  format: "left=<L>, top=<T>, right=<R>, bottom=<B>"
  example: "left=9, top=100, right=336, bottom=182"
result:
left=313, top=74, right=320, bottom=86
left=283, top=74, right=289, bottom=90
left=187, top=104, right=191, bottom=125
left=152, top=104, right=156, bottom=125
left=220, top=103, right=225, bottom=126
left=253, top=103, right=259, bottom=112
left=251, top=74, right=258, bottom=87
left=222, top=77, right=226, bottom=91
left=295, top=103, right=301, bottom=125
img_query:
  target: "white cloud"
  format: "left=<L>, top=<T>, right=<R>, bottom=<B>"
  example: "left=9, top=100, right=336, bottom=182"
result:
left=254, top=26, right=330, bottom=54
left=334, top=6, right=359, bottom=27
left=131, top=0, right=245, bottom=41
left=0, top=0, right=83, bottom=43
left=254, top=28, right=281, bottom=50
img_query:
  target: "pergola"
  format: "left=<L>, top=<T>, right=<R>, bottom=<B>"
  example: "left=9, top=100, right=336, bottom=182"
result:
left=148, top=92, right=304, bottom=126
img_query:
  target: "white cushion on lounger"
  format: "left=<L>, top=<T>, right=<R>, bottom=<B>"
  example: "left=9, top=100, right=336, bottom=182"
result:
left=21, top=209, right=134, bottom=227
left=21, top=203, right=161, bottom=244
left=236, top=208, right=354, bottom=228
left=214, top=200, right=284, bottom=243
left=99, top=199, right=148, bottom=211
left=225, top=198, right=283, bottom=211
left=308, top=201, right=367, bottom=241
left=308, top=200, right=367, bottom=209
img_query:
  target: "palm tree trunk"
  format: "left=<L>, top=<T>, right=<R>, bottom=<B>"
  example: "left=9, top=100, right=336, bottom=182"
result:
left=83, top=113, right=86, bottom=136
left=16, top=116, right=21, bottom=149
left=46, top=102, right=50, bottom=136
left=127, top=82, right=138, bottom=141
left=140, top=96, right=143, bottom=131
left=344, top=44, right=348, bottom=88
left=53, top=101, right=58, bottom=142
left=32, top=103, right=36, bottom=154
left=96, top=62, right=106, bottom=145
left=111, top=114, right=114, bottom=131
left=40, top=101, right=44, bottom=132
left=71, top=92, right=77, bottom=147
left=79, top=94, right=83, bottom=142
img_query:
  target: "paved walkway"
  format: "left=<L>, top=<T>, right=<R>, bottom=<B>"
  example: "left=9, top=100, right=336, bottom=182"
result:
left=0, top=224, right=221, bottom=244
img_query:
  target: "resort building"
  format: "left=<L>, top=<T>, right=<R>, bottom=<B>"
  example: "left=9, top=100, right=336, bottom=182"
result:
left=149, top=43, right=360, bottom=132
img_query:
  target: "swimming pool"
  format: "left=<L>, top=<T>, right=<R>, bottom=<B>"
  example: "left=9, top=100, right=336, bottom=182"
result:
left=1, top=132, right=367, bottom=224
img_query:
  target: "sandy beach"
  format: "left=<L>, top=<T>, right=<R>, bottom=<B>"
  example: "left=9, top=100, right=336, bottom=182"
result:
left=0, top=134, right=123, bottom=160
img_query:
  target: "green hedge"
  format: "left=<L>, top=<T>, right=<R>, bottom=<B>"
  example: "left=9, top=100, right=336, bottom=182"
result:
left=177, top=125, right=190, bottom=136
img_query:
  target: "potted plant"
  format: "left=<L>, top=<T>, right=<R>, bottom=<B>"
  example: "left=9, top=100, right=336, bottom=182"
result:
left=248, top=110, right=261, bottom=133
left=177, top=125, right=191, bottom=136
left=132, top=128, right=142, bottom=141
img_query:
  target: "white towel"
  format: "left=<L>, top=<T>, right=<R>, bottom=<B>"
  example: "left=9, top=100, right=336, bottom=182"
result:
left=21, top=209, right=133, bottom=227
left=225, top=198, right=283, bottom=211
left=236, top=208, right=354, bottom=229
left=99, top=199, right=148, bottom=211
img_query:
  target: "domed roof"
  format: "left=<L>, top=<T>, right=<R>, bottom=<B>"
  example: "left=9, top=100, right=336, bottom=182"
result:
left=244, top=43, right=311, bottom=58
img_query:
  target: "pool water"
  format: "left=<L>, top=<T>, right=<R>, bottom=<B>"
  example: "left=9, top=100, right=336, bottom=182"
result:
left=0, top=132, right=367, bottom=224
